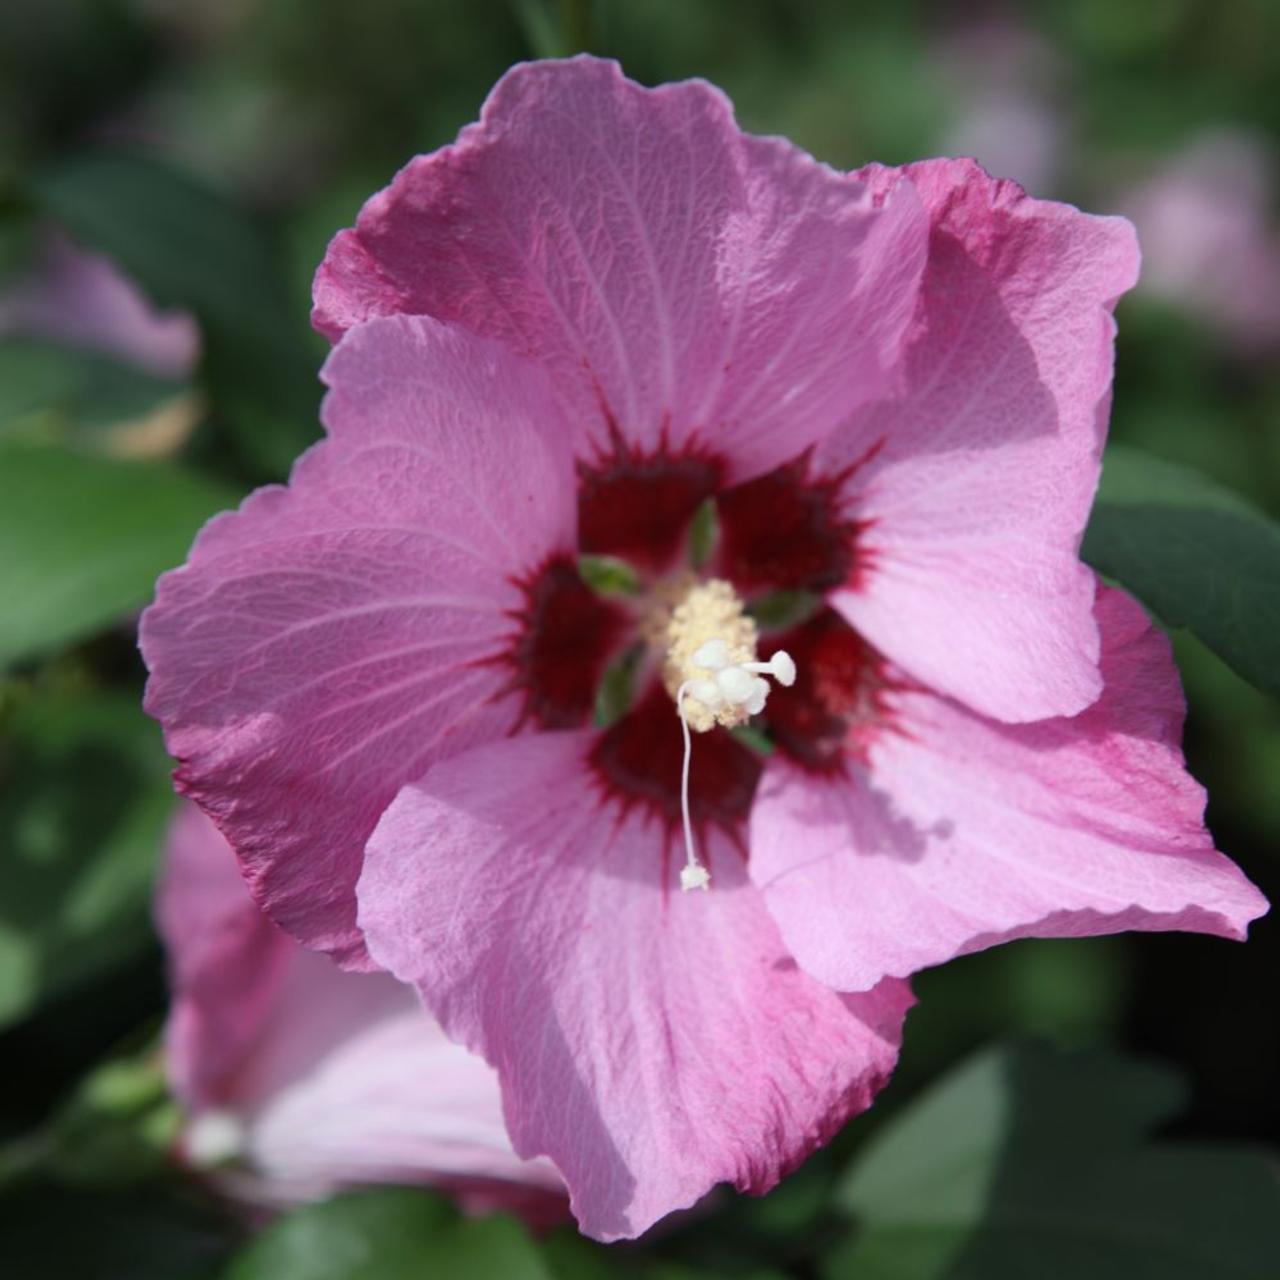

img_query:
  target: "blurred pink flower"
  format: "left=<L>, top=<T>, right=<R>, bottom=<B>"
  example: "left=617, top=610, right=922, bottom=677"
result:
left=142, top=58, right=1266, bottom=1239
left=930, top=18, right=1068, bottom=195
left=157, top=800, right=565, bottom=1220
left=1117, top=130, right=1280, bottom=350
left=0, top=230, right=199, bottom=379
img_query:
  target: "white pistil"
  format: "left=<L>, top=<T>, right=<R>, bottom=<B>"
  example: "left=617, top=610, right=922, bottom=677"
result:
left=677, top=639, right=796, bottom=893
left=185, top=1109, right=247, bottom=1167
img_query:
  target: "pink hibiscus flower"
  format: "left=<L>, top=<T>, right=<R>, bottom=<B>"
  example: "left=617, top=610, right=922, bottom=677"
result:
left=158, top=800, right=565, bottom=1220
left=141, top=58, right=1266, bottom=1240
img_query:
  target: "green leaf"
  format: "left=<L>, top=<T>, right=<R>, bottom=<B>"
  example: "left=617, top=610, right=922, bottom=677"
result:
left=510, top=0, right=570, bottom=59
left=1082, top=446, right=1280, bottom=696
left=0, top=339, right=185, bottom=440
left=539, top=1229, right=620, bottom=1280
left=0, top=689, right=175, bottom=1029
left=0, top=442, right=238, bottom=666
left=31, top=153, right=321, bottom=476
left=826, top=1044, right=1280, bottom=1279
left=0, top=214, right=36, bottom=282
left=38, top=1043, right=181, bottom=1187
left=223, top=1189, right=553, bottom=1280
left=646, top=1269, right=789, bottom=1280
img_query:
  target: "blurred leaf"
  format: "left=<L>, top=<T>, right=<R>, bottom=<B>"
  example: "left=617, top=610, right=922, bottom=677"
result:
left=0, top=339, right=183, bottom=438
left=0, top=689, right=173, bottom=1029
left=36, top=1043, right=180, bottom=1186
left=0, top=442, right=237, bottom=666
left=540, top=1229, right=794, bottom=1280
left=1172, top=629, right=1280, bottom=842
left=0, top=1180, right=232, bottom=1279
left=223, top=1189, right=551, bottom=1280
left=826, top=1044, right=1280, bottom=1279
left=1082, top=446, right=1280, bottom=696
left=647, top=1268, right=788, bottom=1280
left=0, top=213, right=35, bottom=282
left=539, top=1229, right=619, bottom=1280
left=509, top=0, right=570, bottom=59
left=31, top=153, right=320, bottom=476
left=559, top=0, right=597, bottom=54
left=904, top=938, right=1130, bottom=1073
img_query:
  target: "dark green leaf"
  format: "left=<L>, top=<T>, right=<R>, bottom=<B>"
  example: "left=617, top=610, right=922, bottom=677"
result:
left=0, top=442, right=238, bottom=666
left=646, top=1268, right=790, bottom=1280
left=0, top=688, right=175, bottom=1028
left=38, top=1044, right=181, bottom=1186
left=0, top=1181, right=233, bottom=1279
left=826, top=1044, right=1280, bottom=1279
left=0, top=339, right=184, bottom=440
left=34, top=155, right=280, bottom=330
left=32, top=153, right=321, bottom=476
left=539, top=1229, right=620, bottom=1280
left=509, top=0, right=570, bottom=60
left=1082, top=446, right=1280, bottom=695
left=904, top=938, right=1130, bottom=1071
left=0, top=214, right=36, bottom=282
left=223, top=1188, right=552, bottom=1280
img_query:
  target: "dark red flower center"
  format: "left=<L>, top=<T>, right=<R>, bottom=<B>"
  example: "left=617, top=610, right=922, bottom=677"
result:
left=578, top=435, right=722, bottom=574
left=511, top=447, right=888, bottom=842
left=715, top=451, right=862, bottom=594
left=589, top=681, right=760, bottom=834
left=506, top=555, right=628, bottom=730
left=761, top=607, right=890, bottom=775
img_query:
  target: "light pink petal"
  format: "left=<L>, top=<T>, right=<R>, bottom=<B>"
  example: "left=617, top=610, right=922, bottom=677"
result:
left=357, top=731, right=911, bottom=1241
left=230, top=950, right=564, bottom=1209
left=314, top=56, right=928, bottom=483
left=142, top=315, right=577, bottom=967
left=0, top=231, right=199, bottom=379
left=751, top=587, right=1268, bottom=992
left=820, top=158, right=1141, bottom=722
left=157, top=801, right=292, bottom=1106
left=161, top=803, right=562, bottom=1210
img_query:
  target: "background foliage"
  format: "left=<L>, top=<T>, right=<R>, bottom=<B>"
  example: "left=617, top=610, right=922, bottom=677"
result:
left=1, top=1, right=1277, bottom=1275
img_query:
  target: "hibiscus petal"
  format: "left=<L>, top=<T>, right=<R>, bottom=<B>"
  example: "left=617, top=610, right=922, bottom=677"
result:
left=235, top=955, right=564, bottom=1209
left=142, top=315, right=577, bottom=967
left=357, top=730, right=911, bottom=1241
left=313, top=56, right=928, bottom=484
left=159, top=803, right=562, bottom=1210
left=157, top=800, right=292, bottom=1106
left=821, top=158, right=1141, bottom=722
left=750, top=586, right=1268, bottom=992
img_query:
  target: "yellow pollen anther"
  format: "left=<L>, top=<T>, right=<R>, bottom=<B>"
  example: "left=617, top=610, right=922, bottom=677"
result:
left=661, top=579, right=760, bottom=732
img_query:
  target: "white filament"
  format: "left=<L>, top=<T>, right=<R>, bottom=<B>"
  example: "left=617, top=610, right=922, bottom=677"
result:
left=676, top=642, right=796, bottom=893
